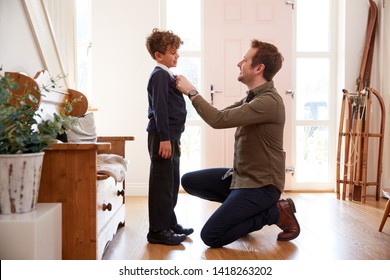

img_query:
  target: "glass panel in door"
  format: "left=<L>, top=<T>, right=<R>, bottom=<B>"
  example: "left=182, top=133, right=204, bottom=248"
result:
left=293, top=0, right=334, bottom=190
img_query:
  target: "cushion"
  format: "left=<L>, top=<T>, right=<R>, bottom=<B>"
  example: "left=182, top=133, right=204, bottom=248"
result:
left=67, top=112, right=97, bottom=142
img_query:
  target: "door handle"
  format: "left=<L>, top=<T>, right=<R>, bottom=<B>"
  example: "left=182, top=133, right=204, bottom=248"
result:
left=210, top=84, right=222, bottom=105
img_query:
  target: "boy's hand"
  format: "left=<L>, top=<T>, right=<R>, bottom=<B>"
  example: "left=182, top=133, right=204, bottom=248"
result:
left=159, top=140, right=172, bottom=159
left=176, top=75, right=196, bottom=95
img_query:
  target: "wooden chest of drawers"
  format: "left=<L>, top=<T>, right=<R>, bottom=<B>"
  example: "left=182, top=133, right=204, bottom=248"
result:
left=38, top=137, right=133, bottom=260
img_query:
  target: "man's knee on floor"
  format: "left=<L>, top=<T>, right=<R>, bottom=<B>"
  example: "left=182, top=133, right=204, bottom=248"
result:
left=200, top=228, right=223, bottom=248
left=180, top=173, right=193, bottom=193
left=180, top=173, right=189, bottom=187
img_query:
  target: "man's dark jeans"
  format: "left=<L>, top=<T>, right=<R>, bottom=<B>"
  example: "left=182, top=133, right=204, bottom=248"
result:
left=181, top=168, right=280, bottom=247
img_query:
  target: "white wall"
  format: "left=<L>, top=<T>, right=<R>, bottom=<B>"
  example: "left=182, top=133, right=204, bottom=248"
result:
left=378, top=0, right=390, bottom=190
left=91, top=0, right=159, bottom=195
left=0, top=0, right=43, bottom=75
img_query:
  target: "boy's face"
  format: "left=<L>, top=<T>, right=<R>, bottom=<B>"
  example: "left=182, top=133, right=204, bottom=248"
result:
left=155, top=45, right=179, bottom=68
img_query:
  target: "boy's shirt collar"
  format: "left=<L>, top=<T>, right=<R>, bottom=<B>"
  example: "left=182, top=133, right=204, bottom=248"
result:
left=157, top=63, right=175, bottom=78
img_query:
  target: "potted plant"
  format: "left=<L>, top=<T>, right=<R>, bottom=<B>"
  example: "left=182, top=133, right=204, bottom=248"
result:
left=0, top=67, right=79, bottom=214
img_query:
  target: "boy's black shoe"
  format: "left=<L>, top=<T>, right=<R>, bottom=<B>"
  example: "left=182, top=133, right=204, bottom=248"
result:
left=171, top=224, right=194, bottom=236
left=147, top=229, right=186, bottom=246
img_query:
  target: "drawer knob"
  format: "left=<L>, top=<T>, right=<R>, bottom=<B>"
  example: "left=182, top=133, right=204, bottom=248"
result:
left=117, top=190, right=125, bottom=197
left=102, top=203, right=112, bottom=211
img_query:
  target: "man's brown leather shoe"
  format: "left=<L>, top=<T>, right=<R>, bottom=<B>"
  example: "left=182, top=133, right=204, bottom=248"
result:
left=276, top=198, right=300, bottom=241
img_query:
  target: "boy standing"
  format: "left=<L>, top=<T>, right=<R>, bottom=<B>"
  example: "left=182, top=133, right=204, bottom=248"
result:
left=145, top=28, right=193, bottom=246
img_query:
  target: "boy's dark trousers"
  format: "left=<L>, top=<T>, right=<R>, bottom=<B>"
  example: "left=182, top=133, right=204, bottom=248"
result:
left=148, top=133, right=180, bottom=231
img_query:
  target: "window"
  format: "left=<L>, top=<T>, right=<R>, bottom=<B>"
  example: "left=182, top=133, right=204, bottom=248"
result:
left=164, top=0, right=202, bottom=173
left=294, top=0, right=334, bottom=185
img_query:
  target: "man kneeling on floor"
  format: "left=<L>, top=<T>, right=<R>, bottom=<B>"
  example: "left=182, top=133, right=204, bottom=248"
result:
left=176, top=39, right=300, bottom=248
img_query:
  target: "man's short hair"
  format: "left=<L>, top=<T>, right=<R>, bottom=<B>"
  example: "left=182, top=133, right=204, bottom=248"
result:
left=251, top=40, right=284, bottom=81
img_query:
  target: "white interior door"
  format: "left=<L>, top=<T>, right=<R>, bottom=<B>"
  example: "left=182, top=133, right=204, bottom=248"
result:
left=202, top=0, right=294, bottom=188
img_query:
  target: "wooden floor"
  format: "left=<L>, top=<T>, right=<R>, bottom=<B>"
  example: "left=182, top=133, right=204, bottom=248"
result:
left=102, top=192, right=390, bottom=260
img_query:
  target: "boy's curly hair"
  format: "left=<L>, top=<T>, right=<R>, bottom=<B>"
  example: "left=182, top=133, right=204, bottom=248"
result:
left=146, top=28, right=183, bottom=59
